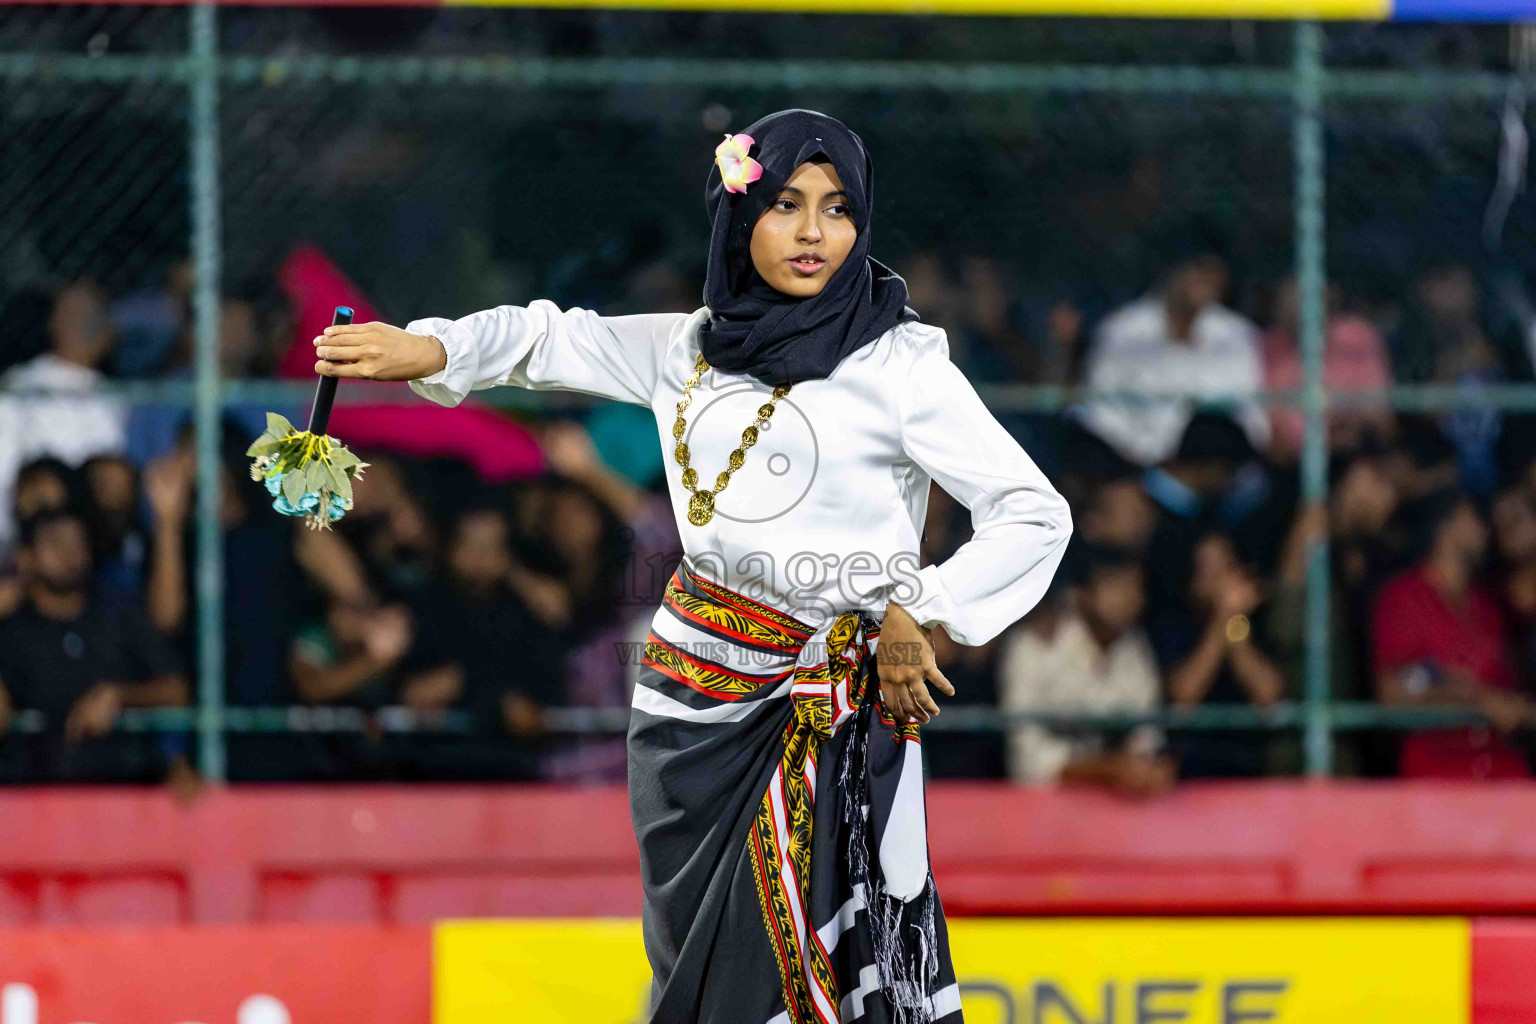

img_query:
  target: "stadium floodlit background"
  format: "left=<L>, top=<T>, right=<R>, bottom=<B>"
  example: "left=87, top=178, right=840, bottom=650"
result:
left=4, top=1, right=1536, bottom=1021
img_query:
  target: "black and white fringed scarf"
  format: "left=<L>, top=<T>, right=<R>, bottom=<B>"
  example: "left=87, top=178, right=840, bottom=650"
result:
left=627, top=557, right=964, bottom=1024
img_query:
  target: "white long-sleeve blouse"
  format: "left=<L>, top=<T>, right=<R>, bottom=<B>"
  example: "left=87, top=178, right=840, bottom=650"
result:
left=405, top=300, right=1072, bottom=647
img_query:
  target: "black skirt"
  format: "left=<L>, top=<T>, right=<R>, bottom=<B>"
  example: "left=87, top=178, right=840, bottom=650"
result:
left=627, top=557, right=964, bottom=1024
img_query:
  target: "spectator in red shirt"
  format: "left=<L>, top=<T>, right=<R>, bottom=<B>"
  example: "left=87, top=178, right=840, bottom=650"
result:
left=1491, top=479, right=1536, bottom=686
left=1373, top=488, right=1533, bottom=779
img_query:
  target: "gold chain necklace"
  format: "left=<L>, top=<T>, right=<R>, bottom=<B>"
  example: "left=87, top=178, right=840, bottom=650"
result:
left=673, top=353, right=793, bottom=526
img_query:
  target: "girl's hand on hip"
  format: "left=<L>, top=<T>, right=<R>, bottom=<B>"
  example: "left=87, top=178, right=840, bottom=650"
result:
left=876, top=601, right=955, bottom=725
left=314, top=322, right=447, bottom=381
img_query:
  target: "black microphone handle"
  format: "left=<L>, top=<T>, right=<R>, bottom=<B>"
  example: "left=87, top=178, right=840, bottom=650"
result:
left=306, top=305, right=354, bottom=435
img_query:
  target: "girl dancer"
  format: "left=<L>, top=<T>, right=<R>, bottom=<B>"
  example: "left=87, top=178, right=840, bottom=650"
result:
left=313, top=107, right=1071, bottom=1024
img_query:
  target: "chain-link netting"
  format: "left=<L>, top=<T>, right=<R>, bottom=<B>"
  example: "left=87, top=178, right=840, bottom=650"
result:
left=1328, top=93, right=1536, bottom=384
left=3, top=11, right=1530, bottom=343
left=0, top=4, right=190, bottom=53
left=4, top=10, right=1536, bottom=782
left=0, top=76, right=189, bottom=358
left=218, top=81, right=1294, bottom=330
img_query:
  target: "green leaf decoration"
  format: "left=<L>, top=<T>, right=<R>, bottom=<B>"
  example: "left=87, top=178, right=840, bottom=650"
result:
left=301, top=459, right=326, bottom=495
left=252, top=422, right=360, bottom=526
left=245, top=436, right=284, bottom=458
left=322, top=460, right=345, bottom=491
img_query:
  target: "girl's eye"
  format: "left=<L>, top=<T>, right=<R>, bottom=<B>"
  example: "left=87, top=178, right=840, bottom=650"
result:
left=827, top=203, right=849, bottom=216
left=775, top=199, right=797, bottom=211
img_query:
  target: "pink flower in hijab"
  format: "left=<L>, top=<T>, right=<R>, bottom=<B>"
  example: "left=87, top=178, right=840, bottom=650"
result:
left=714, top=133, right=763, bottom=194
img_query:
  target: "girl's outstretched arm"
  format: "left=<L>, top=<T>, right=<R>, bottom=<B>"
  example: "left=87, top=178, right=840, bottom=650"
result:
left=313, top=300, right=690, bottom=408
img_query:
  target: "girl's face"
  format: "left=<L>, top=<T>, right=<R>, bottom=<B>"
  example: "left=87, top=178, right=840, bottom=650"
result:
left=749, top=160, right=857, bottom=299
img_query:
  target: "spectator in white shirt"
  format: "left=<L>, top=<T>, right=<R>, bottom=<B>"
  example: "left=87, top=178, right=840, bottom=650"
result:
left=997, top=544, right=1175, bottom=797
left=0, top=281, right=128, bottom=549
left=1075, top=247, right=1269, bottom=467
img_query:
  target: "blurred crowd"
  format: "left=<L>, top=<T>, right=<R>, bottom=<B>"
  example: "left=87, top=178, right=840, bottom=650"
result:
left=3, top=227, right=1536, bottom=793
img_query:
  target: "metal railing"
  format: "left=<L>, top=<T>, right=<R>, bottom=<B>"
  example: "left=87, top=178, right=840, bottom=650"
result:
left=3, top=702, right=1504, bottom=736
left=4, top=13, right=1535, bottom=780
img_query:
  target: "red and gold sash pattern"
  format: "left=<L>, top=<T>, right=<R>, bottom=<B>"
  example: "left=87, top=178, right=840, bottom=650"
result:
left=641, top=568, right=811, bottom=699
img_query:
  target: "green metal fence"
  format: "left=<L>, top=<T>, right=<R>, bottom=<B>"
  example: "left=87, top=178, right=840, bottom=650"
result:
left=3, top=10, right=1535, bottom=781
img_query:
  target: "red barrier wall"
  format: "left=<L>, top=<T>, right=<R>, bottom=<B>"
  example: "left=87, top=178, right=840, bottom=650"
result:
left=0, top=925, right=430, bottom=1023
left=6, top=780, right=1536, bottom=924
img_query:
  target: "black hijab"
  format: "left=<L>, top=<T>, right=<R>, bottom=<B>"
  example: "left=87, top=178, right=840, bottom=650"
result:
left=699, top=109, right=919, bottom=387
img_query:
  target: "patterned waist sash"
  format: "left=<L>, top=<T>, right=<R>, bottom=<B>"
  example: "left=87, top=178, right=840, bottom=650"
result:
left=638, top=557, right=941, bottom=1024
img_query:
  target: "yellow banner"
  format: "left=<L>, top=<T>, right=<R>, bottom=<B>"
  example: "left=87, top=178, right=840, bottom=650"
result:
left=949, top=918, right=1468, bottom=1024
left=433, top=917, right=1468, bottom=1024
left=434, top=919, right=654, bottom=1024
left=445, top=0, right=1388, bottom=17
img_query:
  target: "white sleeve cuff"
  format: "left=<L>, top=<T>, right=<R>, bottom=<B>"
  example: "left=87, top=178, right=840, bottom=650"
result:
left=404, top=317, right=464, bottom=407
left=891, top=564, right=966, bottom=642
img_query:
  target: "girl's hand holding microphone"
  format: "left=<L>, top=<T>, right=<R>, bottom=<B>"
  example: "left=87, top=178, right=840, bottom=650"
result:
left=314, top=323, right=446, bottom=382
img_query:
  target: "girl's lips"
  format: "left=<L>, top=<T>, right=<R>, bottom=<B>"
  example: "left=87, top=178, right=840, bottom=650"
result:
left=788, top=257, right=826, bottom=275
